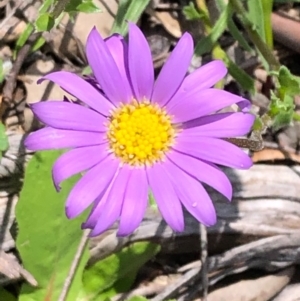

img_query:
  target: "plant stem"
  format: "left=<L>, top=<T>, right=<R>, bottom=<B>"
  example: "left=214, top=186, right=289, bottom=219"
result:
left=58, top=229, right=90, bottom=301
left=51, top=0, right=70, bottom=19
left=195, top=0, right=225, bottom=89
left=229, top=0, right=280, bottom=70
left=261, top=0, right=274, bottom=50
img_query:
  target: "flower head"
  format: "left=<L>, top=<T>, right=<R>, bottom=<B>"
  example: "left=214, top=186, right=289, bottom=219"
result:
left=25, top=23, right=254, bottom=236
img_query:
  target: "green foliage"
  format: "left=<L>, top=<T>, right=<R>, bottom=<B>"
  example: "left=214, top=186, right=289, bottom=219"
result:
left=15, top=24, right=34, bottom=54
left=14, top=23, right=45, bottom=56
left=183, top=2, right=204, bottom=20
left=36, top=12, right=55, bottom=31
left=194, top=4, right=232, bottom=56
left=268, top=66, right=300, bottom=129
left=215, top=0, right=253, bottom=53
left=82, top=65, right=92, bottom=76
left=111, top=0, right=151, bottom=35
left=127, top=297, right=149, bottom=301
left=277, top=66, right=300, bottom=96
left=35, top=0, right=101, bottom=32
left=0, top=287, right=17, bottom=301
left=261, top=0, right=274, bottom=49
left=148, top=192, right=157, bottom=209
left=0, top=122, right=8, bottom=159
left=82, top=242, right=160, bottom=300
left=39, top=0, right=54, bottom=14
left=65, top=0, right=101, bottom=14
left=226, top=56, right=255, bottom=94
left=245, top=0, right=273, bottom=68
left=35, top=0, right=55, bottom=32
left=246, top=0, right=266, bottom=43
left=269, top=91, right=294, bottom=130
left=16, top=150, right=89, bottom=301
left=191, top=0, right=255, bottom=93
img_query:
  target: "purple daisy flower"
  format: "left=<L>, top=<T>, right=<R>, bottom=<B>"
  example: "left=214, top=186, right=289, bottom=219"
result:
left=25, top=23, right=255, bottom=236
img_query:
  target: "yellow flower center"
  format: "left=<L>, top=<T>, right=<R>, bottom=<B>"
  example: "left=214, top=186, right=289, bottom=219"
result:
left=107, top=100, right=176, bottom=166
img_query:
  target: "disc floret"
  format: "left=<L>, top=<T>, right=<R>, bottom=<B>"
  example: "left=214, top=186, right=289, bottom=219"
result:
left=107, top=100, right=176, bottom=166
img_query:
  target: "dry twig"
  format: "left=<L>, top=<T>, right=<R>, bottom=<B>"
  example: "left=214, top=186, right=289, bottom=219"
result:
left=2, top=32, right=41, bottom=109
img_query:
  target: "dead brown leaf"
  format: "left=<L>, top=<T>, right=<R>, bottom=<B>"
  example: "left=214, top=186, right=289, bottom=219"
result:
left=148, top=9, right=182, bottom=38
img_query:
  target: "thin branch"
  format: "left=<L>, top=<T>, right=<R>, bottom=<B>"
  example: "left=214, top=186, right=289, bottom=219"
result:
left=200, top=224, right=208, bottom=301
left=2, top=32, right=41, bottom=108
left=51, top=0, right=70, bottom=19
left=0, top=0, right=22, bottom=30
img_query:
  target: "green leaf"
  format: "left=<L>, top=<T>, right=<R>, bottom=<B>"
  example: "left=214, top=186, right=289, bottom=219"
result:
left=82, top=242, right=160, bottom=300
left=273, top=109, right=294, bottom=130
left=269, top=89, right=295, bottom=130
left=148, top=192, right=157, bottom=209
left=277, top=66, right=300, bottom=96
left=14, top=23, right=45, bottom=57
left=0, top=287, right=17, bottom=301
left=82, top=65, right=92, bottom=76
left=293, top=112, right=300, bottom=122
left=0, top=123, right=8, bottom=157
left=228, top=19, right=253, bottom=52
left=246, top=0, right=265, bottom=42
left=16, top=150, right=90, bottom=301
left=32, top=36, right=46, bottom=52
left=215, top=0, right=253, bottom=53
left=111, top=0, right=151, bottom=36
left=35, top=12, right=55, bottom=31
left=38, top=0, right=56, bottom=14
left=226, top=57, right=255, bottom=94
left=127, top=297, right=149, bottom=301
left=65, top=0, right=101, bottom=14
left=183, top=2, right=204, bottom=20
left=14, top=23, right=34, bottom=56
left=194, top=4, right=232, bottom=56
left=261, top=0, right=273, bottom=49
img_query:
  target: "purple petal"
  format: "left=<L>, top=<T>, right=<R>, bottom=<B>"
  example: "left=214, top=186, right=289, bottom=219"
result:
left=82, top=183, right=113, bottom=229
left=152, top=32, right=193, bottom=107
left=147, top=163, right=184, bottom=232
left=164, top=159, right=216, bottom=226
left=105, top=34, right=129, bottom=82
left=167, top=60, right=227, bottom=108
left=168, top=89, right=250, bottom=123
left=30, top=101, right=106, bottom=132
left=182, top=112, right=255, bottom=137
left=25, top=127, right=105, bottom=151
left=52, top=144, right=108, bottom=191
left=167, top=151, right=232, bottom=200
left=117, top=168, right=148, bottom=236
left=38, top=71, right=113, bottom=116
left=238, top=100, right=252, bottom=111
left=86, top=27, right=132, bottom=105
left=174, top=136, right=253, bottom=169
left=128, top=23, right=154, bottom=101
left=90, top=166, right=131, bottom=236
left=66, top=155, right=119, bottom=218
